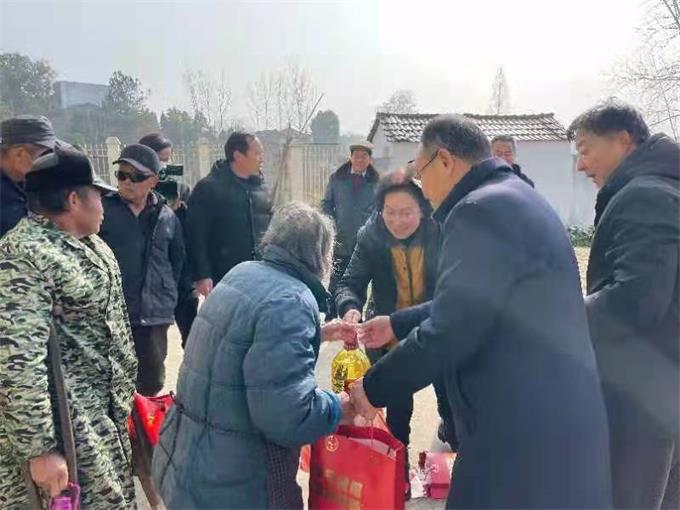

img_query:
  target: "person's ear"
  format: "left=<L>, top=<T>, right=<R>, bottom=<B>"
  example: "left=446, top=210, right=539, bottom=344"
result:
left=616, top=131, right=634, bottom=150
left=67, top=190, right=79, bottom=210
left=438, top=148, right=457, bottom=177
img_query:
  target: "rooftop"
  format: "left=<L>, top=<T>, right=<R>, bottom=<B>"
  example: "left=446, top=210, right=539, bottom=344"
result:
left=368, top=112, right=568, bottom=143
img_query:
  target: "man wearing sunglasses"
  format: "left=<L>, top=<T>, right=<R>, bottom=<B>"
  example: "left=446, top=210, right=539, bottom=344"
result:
left=99, top=143, right=185, bottom=397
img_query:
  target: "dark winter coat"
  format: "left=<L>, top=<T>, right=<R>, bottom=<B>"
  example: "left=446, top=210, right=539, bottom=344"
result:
left=0, top=170, right=27, bottom=238
left=99, top=191, right=185, bottom=327
left=335, top=213, right=440, bottom=319
left=321, top=162, right=380, bottom=258
left=152, top=245, right=341, bottom=509
left=173, top=203, right=194, bottom=299
left=186, top=160, right=272, bottom=284
left=586, top=133, right=680, bottom=441
left=512, top=163, right=535, bottom=187
left=364, top=157, right=612, bottom=508
left=335, top=213, right=456, bottom=439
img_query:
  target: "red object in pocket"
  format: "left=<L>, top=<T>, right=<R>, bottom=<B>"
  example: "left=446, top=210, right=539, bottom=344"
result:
left=127, top=392, right=175, bottom=446
left=309, top=424, right=405, bottom=510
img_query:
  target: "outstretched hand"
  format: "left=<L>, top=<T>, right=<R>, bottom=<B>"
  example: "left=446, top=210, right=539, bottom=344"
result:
left=321, top=319, right=358, bottom=345
left=357, top=316, right=396, bottom=349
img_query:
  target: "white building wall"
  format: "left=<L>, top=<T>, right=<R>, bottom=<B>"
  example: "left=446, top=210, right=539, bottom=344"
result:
left=568, top=157, right=597, bottom=227
left=371, top=125, right=597, bottom=226
left=516, top=141, right=596, bottom=226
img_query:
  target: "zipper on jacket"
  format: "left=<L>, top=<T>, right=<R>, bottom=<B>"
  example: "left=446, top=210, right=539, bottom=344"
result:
left=247, top=190, right=256, bottom=259
left=139, top=201, right=164, bottom=323
left=404, top=247, right=416, bottom=305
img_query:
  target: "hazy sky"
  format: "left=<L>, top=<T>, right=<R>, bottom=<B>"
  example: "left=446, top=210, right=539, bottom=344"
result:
left=0, top=0, right=643, bottom=134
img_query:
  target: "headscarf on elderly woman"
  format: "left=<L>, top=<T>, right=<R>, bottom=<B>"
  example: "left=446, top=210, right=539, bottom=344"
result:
left=152, top=201, right=357, bottom=509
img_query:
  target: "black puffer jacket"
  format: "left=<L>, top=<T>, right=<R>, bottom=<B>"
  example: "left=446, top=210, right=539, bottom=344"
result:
left=586, top=133, right=680, bottom=439
left=0, top=170, right=27, bottom=238
left=173, top=203, right=193, bottom=299
left=186, top=160, right=272, bottom=284
left=321, top=162, right=379, bottom=258
left=100, top=191, right=185, bottom=326
left=335, top=214, right=440, bottom=318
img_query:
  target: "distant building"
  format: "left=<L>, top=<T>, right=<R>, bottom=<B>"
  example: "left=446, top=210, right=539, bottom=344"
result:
left=54, top=80, right=109, bottom=109
left=368, top=111, right=596, bottom=227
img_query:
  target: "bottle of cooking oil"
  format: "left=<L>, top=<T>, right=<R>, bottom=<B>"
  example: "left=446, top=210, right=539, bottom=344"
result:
left=331, top=343, right=371, bottom=393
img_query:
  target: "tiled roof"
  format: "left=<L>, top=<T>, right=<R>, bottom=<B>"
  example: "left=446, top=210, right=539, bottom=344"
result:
left=368, top=112, right=568, bottom=143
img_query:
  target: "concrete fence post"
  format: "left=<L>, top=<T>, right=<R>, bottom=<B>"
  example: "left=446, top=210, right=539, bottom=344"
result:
left=105, top=136, right=121, bottom=184
left=197, top=137, right=211, bottom=179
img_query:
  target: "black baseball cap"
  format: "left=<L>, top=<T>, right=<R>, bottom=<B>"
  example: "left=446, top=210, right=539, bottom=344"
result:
left=113, top=143, right=161, bottom=176
left=25, top=148, right=116, bottom=194
left=0, top=115, right=61, bottom=149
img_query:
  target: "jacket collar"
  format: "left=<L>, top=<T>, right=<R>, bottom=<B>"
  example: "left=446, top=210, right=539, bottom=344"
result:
left=262, top=244, right=331, bottom=313
left=212, top=159, right=264, bottom=186
left=433, top=157, right=512, bottom=223
left=335, top=161, right=379, bottom=182
left=595, top=133, right=680, bottom=225
left=107, top=189, right=164, bottom=210
left=29, top=214, right=109, bottom=273
left=1, top=168, right=26, bottom=196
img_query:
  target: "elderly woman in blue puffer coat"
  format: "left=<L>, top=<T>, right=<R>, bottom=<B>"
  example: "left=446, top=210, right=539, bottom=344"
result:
left=152, top=202, right=357, bottom=509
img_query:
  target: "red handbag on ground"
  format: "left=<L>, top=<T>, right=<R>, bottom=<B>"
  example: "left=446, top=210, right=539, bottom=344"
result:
left=309, top=424, right=405, bottom=510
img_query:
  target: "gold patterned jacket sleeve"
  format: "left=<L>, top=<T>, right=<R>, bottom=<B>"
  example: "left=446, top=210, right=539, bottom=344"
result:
left=0, top=256, right=57, bottom=460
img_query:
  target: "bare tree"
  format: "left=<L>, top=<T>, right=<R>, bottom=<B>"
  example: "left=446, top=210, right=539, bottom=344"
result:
left=246, top=62, right=320, bottom=132
left=611, top=0, right=680, bottom=139
left=247, top=72, right=277, bottom=130
left=488, top=67, right=511, bottom=115
left=287, top=62, right=318, bottom=132
left=377, top=89, right=417, bottom=114
left=184, top=68, right=232, bottom=136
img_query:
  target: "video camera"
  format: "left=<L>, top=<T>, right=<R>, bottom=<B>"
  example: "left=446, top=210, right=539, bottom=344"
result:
left=155, top=164, right=185, bottom=201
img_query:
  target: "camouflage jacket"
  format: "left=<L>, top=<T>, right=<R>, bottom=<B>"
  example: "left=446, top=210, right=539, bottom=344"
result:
left=0, top=215, right=138, bottom=509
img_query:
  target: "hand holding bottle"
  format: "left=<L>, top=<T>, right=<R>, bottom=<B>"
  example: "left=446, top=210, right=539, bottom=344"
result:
left=357, top=316, right=396, bottom=349
left=343, top=309, right=362, bottom=324
left=321, top=318, right=358, bottom=344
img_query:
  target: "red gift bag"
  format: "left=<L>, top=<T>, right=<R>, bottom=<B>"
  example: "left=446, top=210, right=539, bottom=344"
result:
left=309, top=424, right=405, bottom=510
left=300, top=411, right=390, bottom=473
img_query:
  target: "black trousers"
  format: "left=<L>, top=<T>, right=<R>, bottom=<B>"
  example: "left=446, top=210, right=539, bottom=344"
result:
left=366, top=348, right=414, bottom=482
left=131, top=325, right=169, bottom=396
left=175, top=294, right=198, bottom=348
left=610, top=429, right=679, bottom=509
left=327, top=255, right=352, bottom=319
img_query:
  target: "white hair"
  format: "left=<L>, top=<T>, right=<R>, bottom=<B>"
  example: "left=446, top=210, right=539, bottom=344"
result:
left=261, top=201, right=335, bottom=282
